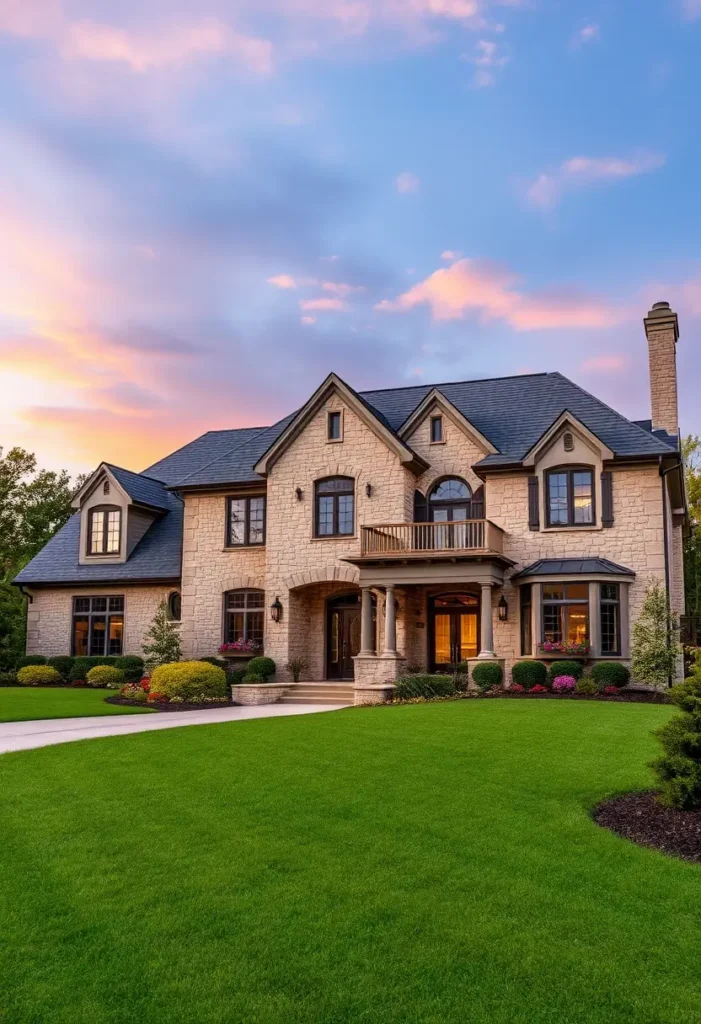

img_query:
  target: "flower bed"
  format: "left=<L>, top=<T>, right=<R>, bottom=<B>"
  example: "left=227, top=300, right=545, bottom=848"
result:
left=391, top=687, right=668, bottom=706
left=106, top=695, right=234, bottom=712
left=594, top=792, right=701, bottom=863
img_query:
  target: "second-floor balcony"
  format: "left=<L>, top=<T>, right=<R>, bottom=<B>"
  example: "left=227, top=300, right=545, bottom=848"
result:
left=359, top=519, right=506, bottom=559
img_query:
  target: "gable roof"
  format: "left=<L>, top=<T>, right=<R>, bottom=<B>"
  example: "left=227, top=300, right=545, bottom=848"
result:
left=145, top=426, right=268, bottom=485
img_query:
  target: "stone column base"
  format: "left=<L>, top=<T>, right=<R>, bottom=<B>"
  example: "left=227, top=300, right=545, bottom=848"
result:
left=353, top=653, right=404, bottom=705
left=353, top=684, right=396, bottom=706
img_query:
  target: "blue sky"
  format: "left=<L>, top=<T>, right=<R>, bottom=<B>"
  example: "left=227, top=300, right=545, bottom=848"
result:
left=0, top=0, right=699, bottom=474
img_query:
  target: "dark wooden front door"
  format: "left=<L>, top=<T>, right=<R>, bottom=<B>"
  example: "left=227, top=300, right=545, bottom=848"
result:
left=429, top=593, right=479, bottom=672
left=327, top=598, right=362, bottom=680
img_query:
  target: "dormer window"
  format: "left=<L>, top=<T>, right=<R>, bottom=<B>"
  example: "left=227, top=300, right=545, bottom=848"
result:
left=430, top=415, right=444, bottom=443
left=327, top=410, right=343, bottom=442
left=88, top=506, right=121, bottom=555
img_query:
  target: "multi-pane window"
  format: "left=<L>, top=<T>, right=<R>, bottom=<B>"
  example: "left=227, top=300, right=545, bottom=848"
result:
left=430, top=415, right=444, bottom=443
left=600, top=583, right=621, bottom=655
left=327, top=411, right=342, bottom=441
left=88, top=507, right=121, bottom=555
left=542, top=583, right=590, bottom=646
left=546, top=468, right=594, bottom=527
left=224, top=590, right=264, bottom=649
left=226, top=496, right=266, bottom=546
left=520, top=584, right=532, bottom=656
left=315, top=477, right=354, bottom=537
left=72, top=596, right=124, bottom=656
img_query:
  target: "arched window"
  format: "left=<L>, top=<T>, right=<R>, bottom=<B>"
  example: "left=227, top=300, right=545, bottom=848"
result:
left=314, top=477, right=355, bottom=537
left=167, top=591, right=182, bottom=622
left=223, top=589, right=264, bottom=650
left=429, top=478, right=474, bottom=523
left=87, top=505, right=121, bottom=555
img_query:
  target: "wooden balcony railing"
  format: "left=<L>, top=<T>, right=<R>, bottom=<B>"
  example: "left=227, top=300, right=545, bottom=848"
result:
left=360, top=520, right=505, bottom=557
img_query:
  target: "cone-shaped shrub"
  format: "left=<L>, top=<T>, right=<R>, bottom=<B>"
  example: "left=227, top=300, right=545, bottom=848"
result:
left=651, top=653, right=701, bottom=810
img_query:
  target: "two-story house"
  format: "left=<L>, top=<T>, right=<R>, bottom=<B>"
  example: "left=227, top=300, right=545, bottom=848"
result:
left=15, top=301, right=687, bottom=703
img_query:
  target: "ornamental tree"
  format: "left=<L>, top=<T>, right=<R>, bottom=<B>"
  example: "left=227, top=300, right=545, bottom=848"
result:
left=631, top=577, right=681, bottom=689
left=142, top=601, right=181, bottom=669
left=651, top=652, right=701, bottom=809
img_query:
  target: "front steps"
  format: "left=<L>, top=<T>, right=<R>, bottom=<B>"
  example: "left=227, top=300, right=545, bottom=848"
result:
left=279, top=682, right=354, bottom=706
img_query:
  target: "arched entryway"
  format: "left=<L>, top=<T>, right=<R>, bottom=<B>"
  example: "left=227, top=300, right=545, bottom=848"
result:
left=326, top=592, right=377, bottom=680
left=428, top=592, right=480, bottom=671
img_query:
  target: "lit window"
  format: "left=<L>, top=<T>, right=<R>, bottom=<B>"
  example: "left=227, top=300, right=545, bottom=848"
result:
left=600, top=584, right=621, bottom=655
left=88, top=507, right=121, bottom=555
left=546, top=468, right=594, bottom=527
left=72, top=595, right=124, bottom=656
left=542, top=583, right=589, bottom=646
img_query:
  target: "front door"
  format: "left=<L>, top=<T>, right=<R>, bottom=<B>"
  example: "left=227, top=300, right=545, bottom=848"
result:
left=430, top=593, right=479, bottom=671
left=327, top=598, right=362, bottom=680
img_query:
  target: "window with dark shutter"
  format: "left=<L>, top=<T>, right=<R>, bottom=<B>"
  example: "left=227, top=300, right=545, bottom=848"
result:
left=601, top=471, right=614, bottom=528
left=528, top=476, right=540, bottom=531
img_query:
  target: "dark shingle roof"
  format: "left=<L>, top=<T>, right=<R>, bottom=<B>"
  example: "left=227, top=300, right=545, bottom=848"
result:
left=145, top=427, right=267, bottom=485
left=106, top=464, right=170, bottom=510
left=511, top=557, right=635, bottom=580
left=171, top=414, right=296, bottom=487
left=15, top=489, right=183, bottom=585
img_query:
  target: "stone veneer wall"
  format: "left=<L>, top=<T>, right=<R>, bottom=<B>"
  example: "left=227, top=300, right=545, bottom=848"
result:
left=180, top=493, right=266, bottom=659
left=262, top=394, right=415, bottom=680
left=25, top=585, right=172, bottom=657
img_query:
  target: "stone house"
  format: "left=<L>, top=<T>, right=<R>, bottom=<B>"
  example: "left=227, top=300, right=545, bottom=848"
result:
left=15, top=302, right=688, bottom=702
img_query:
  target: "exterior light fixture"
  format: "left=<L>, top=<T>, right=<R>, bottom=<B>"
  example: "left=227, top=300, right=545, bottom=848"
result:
left=270, top=596, right=283, bottom=623
left=295, top=487, right=303, bottom=501
left=498, top=595, right=508, bottom=622
left=365, top=482, right=372, bottom=497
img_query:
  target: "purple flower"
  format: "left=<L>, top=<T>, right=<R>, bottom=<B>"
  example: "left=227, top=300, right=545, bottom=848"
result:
left=552, top=675, right=576, bottom=692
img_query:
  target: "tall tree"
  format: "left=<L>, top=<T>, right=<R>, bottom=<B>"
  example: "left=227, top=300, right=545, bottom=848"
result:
left=682, top=436, right=701, bottom=621
left=0, top=447, right=81, bottom=669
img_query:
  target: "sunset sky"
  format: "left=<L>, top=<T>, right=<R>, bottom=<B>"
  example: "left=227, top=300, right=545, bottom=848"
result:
left=1, top=0, right=700, bottom=478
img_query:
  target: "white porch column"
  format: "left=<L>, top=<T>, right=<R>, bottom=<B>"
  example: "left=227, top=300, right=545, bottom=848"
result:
left=360, top=587, right=374, bottom=655
left=383, top=585, right=397, bottom=655
left=478, top=583, right=495, bottom=658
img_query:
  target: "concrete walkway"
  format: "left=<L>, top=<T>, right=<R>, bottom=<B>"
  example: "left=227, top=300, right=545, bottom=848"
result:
left=0, top=703, right=349, bottom=755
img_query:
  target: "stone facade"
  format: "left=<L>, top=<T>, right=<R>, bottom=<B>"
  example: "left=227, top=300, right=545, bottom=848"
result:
left=25, top=585, right=172, bottom=657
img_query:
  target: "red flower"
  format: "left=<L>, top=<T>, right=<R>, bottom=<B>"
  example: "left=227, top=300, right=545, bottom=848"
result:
left=529, top=684, right=548, bottom=693
left=140, top=677, right=151, bottom=692
left=509, top=683, right=525, bottom=692
left=602, top=686, right=618, bottom=695
left=147, top=691, right=167, bottom=702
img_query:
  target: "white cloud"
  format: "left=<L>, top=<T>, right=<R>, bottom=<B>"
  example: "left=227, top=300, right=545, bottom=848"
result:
left=395, top=171, right=421, bottom=194
left=571, top=23, right=600, bottom=48
left=526, top=151, right=667, bottom=209
left=463, top=38, right=508, bottom=87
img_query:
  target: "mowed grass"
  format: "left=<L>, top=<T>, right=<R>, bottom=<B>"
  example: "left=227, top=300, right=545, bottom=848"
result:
left=1, top=701, right=700, bottom=1024
left=0, top=686, right=152, bottom=722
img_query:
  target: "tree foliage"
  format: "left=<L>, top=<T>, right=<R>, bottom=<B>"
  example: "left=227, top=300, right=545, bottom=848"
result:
left=142, top=600, right=182, bottom=669
left=682, top=435, right=701, bottom=619
left=631, top=577, right=682, bottom=688
left=651, top=651, right=701, bottom=809
left=0, top=447, right=81, bottom=669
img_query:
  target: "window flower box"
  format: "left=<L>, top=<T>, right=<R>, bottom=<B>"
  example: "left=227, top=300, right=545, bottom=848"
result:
left=218, top=641, right=262, bottom=658
left=538, top=641, right=591, bottom=657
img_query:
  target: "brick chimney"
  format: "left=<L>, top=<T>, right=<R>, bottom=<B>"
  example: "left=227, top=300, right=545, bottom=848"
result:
left=644, top=300, right=680, bottom=436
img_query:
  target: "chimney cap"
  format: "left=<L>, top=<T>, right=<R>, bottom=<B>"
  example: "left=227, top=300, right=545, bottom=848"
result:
left=652, top=300, right=670, bottom=310
left=644, top=300, right=679, bottom=340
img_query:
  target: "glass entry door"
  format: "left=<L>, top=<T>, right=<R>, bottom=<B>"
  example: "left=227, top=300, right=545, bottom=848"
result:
left=430, top=594, right=479, bottom=671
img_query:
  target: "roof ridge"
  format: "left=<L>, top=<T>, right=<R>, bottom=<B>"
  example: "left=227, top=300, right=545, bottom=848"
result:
left=360, top=371, right=552, bottom=396
left=106, top=462, right=169, bottom=487
left=550, top=371, right=677, bottom=449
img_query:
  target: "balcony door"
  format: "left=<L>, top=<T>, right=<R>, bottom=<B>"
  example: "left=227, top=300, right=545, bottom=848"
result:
left=430, top=593, right=479, bottom=671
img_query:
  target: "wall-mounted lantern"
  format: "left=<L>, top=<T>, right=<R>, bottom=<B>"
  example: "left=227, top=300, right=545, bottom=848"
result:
left=498, top=595, right=508, bottom=622
left=365, top=482, right=373, bottom=497
left=295, top=487, right=303, bottom=501
left=270, top=596, right=283, bottom=623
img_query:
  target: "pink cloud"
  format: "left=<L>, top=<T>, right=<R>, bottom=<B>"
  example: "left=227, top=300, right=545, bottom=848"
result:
left=527, top=151, right=666, bottom=209
left=579, top=354, right=626, bottom=373
left=680, top=0, right=701, bottom=19
left=395, top=171, right=421, bottom=194
left=321, top=281, right=366, bottom=297
left=299, top=296, right=349, bottom=311
left=375, top=258, right=623, bottom=330
left=440, top=250, right=462, bottom=261
left=268, top=274, right=297, bottom=288
left=570, top=23, right=600, bottom=47
left=300, top=315, right=316, bottom=324
left=463, top=38, right=508, bottom=87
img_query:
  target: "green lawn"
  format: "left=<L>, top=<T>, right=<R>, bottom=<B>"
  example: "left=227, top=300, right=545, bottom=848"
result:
left=0, top=686, right=152, bottom=722
left=1, top=701, right=700, bottom=1024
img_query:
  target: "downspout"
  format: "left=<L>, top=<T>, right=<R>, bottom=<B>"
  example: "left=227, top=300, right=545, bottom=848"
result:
left=660, top=456, right=679, bottom=686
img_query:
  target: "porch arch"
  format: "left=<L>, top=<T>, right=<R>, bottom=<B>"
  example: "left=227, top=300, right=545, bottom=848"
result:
left=284, top=564, right=359, bottom=591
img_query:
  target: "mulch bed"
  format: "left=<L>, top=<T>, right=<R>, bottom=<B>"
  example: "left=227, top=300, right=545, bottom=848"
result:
left=106, top=696, right=235, bottom=713
left=491, top=690, right=669, bottom=704
left=594, top=791, right=701, bottom=863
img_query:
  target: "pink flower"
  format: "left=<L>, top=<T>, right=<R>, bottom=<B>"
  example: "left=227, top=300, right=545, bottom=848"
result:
left=552, top=675, right=576, bottom=692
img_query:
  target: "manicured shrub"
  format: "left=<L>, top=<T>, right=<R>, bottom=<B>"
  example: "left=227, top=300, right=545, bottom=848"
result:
left=86, top=665, right=125, bottom=688
left=394, top=674, right=456, bottom=700
left=547, top=660, right=584, bottom=683
left=16, top=655, right=47, bottom=669
left=47, top=656, right=74, bottom=681
left=200, top=657, right=228, bottom=671
left=511, top=661, right=548, bottom=689
left=575, top=678, right=599, bottom=695
left=0, top=671, right=18, bottom=686
left=150, top=661, right=227, bottom=701
left=226, top=667, right=247, bottom=685
left=552, top=675, right=576, bottom=693
left=590, top=662, right=631, bottom=689
left=69, top=656, right=116, bottom=682
left=651, top=654, right=701, bottom=809
left=471, top=661, right=504, bottom=690
left=242, top=672, right=266, bottom=683
left=245, top=656, right=276, bottom=682
left=114, top=655, right=145, bottom=683
left=17, top=665, right=62, bottom=686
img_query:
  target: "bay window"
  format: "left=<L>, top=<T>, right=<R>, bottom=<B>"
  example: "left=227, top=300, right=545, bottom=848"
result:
left=600, top=583, right=621, bottom=655
left=542, top=583, right=589, bottom=647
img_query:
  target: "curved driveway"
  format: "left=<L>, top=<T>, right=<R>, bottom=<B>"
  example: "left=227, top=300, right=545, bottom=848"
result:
left=0, top=703, right=349, bottom=755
